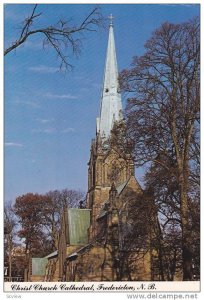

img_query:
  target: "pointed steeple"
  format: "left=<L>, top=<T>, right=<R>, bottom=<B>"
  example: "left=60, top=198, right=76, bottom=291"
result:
left=97, top=15, right=123, bottom=139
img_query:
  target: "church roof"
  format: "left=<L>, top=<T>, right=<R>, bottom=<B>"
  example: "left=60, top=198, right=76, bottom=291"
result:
left=116, top=179, right=130, bottom=195
left=97, top=178, right=130, bottom=220
left=67, top=252, right=78, bottom=259
left=32, top=258, right=48, bottom=276
left=97, top=207, right=108, bottom=220
left=66, top=208, right=91, bottom=246
left=97, top=16, right=123, bottom=138
left=45, top=250, right=58, bottom=259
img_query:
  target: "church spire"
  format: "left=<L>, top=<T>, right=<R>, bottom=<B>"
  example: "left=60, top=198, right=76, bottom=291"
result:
left=97, top=15, right=123, bottom=139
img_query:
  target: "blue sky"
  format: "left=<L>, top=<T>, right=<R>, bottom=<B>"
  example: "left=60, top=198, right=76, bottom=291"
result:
left=4, top=4, right=200, bottom=203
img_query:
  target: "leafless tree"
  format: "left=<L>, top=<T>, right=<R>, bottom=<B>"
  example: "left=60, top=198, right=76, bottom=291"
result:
left=119, top=17, right=200, bottom=280
left=4, top=4, right=104, bottom=70
left=4, top=203, right=17, bottom=281
left=44, top=189, right=85, bottom=249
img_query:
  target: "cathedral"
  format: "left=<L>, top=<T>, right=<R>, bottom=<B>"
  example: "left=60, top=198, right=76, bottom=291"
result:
left=31, top=17, right=157, bottom=282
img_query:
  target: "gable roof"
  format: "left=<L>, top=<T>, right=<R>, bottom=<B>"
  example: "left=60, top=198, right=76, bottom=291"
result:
left=45, top=250, right=58, bottom=259
left=116, top=179, right=129, bottom=195
left=96, top=179, right=129, bottom=220
left=31, top=258, right=48, bottom=276
left=66, top=208, right=91, bottom=246
left=97, top=176, right=142, bottom=221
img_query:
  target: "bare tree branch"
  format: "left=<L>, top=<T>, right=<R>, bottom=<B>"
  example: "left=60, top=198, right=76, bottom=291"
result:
left=120, top=17, right=200, bottom=280
left=4, top=5, right=105, bottom=70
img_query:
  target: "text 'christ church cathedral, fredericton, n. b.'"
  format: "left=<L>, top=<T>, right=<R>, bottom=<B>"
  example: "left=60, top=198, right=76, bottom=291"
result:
left=30, top=17, right=177, bottom=282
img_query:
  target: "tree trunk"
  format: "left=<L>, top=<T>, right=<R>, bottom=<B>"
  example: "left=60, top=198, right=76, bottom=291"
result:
left=179, top=170, right=193, bottom=280
left=172, top=115, right=193, bottom=280
left=158, top=235, right=165, bottom=280
left=8, top=237, right=12, bottom=282
left=24, top=244, right=30, bottom=282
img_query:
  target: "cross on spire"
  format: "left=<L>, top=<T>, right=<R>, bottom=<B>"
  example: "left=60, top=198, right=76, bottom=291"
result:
left=108, top=14, right=114, bottom=26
